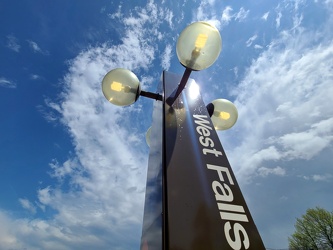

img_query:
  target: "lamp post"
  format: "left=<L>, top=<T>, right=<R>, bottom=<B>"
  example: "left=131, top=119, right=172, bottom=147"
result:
left=102, top=21, right=265, bottom=250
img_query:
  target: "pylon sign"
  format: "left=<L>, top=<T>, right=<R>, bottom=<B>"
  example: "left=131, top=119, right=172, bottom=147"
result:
left=141, top=71, right=265, bottom=250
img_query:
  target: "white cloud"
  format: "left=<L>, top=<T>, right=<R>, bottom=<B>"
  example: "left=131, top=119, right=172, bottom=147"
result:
left=221, top=6, right=233, bottom=25
left=233, top=67, right=239, bottom=78
left=193, top=0, right=221, bottom=29
left=235, top=146, right=282, bottom=177
left=49, top=158, right=78, bottom=180
left=235, top=7, right=250, bottom=22
left=292, top=14, right=303, bottom=31
left=258, top=166, right=286, bottom=177
left=108, top=4, right=122, bottom=19
left=0, top=1, right=177, bottom=249
left=41, top=37, right=152, bottom=246
left=19, top=198, right=37, bottom=214
left=30, top=74, right=42, bottom=80
left=0, top=209, right=133, bottom=250
left=3, top=1, right=333, bottom=249
left=312, top=174, right=332, bottom=182
left=6, top=35, right=20, bottom=52
left=164, top=9, right=174, bottom=28
left=27, top=40, right=42, bottom=52
left=262, top=11, right=270, bottom=21
left=228, top=17, right=333, bottom=182
left=302, top=174, right=333, bottom=182
left=246, top=34, right=258, bottom=47
left=27, top=40, right=49, bottom=55
left=36, top=103, right=59, bottom=123
left=276, top=11, right=282, bottom=28
left=275, top=118, right=333, bottom=160
left=221, top=6, right=249, bottom=26
left=207, top=19, right=222, bottom=30
left=0, top=77, right=16, bottom=88
left=161, top=44, right=172, bottom=70
left=294, top=0, right=306, bottom=11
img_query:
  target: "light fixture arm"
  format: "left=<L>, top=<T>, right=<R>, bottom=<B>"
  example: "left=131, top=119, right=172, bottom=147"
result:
left=206, top=102, right=214, bottom=117
left=166, top=68, right=192, bottom=106
left=140, top=90, right=163, bottom=101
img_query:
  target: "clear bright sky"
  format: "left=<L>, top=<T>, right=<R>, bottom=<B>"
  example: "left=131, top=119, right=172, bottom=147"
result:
left=1, top=0, right=333, bottom=249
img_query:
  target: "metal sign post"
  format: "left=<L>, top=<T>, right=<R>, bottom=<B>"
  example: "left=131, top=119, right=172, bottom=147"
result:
left=141, top=71, right=265, bottom=250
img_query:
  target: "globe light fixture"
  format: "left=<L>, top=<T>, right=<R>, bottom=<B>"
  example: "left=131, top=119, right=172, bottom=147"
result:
left=176, top=21, right=222, bottom=71
left=208, top=98, right=238, bottom=130
left=102, top=68, right=162, bottom=106
left=167, top=21, right=222, bottom=106
left=102, top=68, right=141, bottom=106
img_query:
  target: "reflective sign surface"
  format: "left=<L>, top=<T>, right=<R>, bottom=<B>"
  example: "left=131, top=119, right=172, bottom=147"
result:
left=141, top=71, right=265, bottom=250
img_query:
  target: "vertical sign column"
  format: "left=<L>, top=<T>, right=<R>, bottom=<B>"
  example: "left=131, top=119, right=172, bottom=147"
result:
left=163, top=71, right=265, bottom=250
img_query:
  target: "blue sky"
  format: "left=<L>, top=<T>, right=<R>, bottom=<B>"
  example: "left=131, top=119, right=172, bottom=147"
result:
left=1, top=0, right=333, bottom=249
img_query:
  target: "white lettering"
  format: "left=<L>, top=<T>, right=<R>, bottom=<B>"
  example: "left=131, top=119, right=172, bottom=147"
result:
left=212, top=181, right=233, bottom=202
left=193, top=114, right=211, bottom=129
left=193, top=115, right=221, bottom=157
left=199, top=136, right=214, bottom=148
left=196, top=125, right=211, bottom=136
left=220, top=212, right=249, bottom=222
left=193, top=114, right=251, bottom=250
left=207, top=164, right=234, bottom=185
left=203, top=148, right=223, bottom=157
left=218, top=203, right=246, bottom=213
left=225, top=222, right=250, bottom=250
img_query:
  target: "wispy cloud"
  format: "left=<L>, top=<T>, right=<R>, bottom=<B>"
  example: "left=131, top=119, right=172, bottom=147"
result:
left=276, top=11, right=282, bottom=28
left=19, top=198, right=37, bottom=214
left=27, top=40, right=41, bottom=52
left=258, top=166, right=286, bottom=177
left=274, top=117, right=333, bottom=160
left=0, top=77, right=16, bottom=88
left=302, top=174, right=333, bottom=182
left=0, top=1, right=176, bottom=249
left=30, top=74, right=42, bottom=80
left=194, top=0, right=221, bottom=29
left=246, top=34, right=258, bottom=47
left=36, top=103, right=59, bottom=123
left=228, top=15, right=333, bottom=182
left=164, top=9, right=174, bottom=28
left=262, top=11, right=270, bottom=21
left=221, top=6, right=250, bottom=26
left=6, top=35, right=20, bottom=52
left=27, top=40, right=49, bottom=55
left=161, top=44, right=172, bottom=70
left=221, top=6, right=233, bottom=26
left=235, top=7, right=250, bottom=22
left=2, top=1, right=333, bottom=249
left=254, top=44, right=264, bottom=49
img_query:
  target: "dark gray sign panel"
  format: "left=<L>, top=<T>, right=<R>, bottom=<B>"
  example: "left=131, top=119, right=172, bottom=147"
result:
left=141, top=71, right=265, bottom=250
left=164, top=71, right=265, bottom=250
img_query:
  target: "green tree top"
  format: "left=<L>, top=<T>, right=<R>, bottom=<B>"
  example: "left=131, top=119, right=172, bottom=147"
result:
left=289, top=207, right=333, bottom=250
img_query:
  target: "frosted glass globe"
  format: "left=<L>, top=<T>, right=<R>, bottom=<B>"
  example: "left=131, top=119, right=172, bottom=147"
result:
left=210, top=99, right=238, bottom=130
left=102, top=68, right=141, bottom=106
left=176, top=21, right=222, bottom=71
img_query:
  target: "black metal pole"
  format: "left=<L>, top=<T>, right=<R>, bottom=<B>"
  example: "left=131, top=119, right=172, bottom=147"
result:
left=140, top=90, right=163, bottom=101
left=165, top=68, right=192, bottom=106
